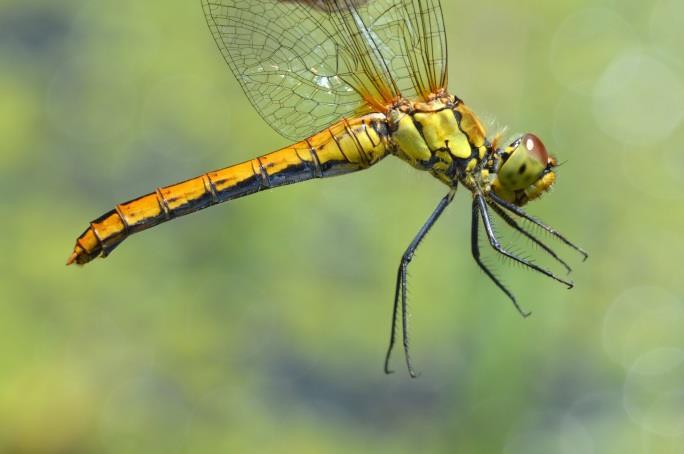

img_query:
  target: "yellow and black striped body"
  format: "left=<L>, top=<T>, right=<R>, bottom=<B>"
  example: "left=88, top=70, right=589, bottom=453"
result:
left=389, top=94, right=489, bottom=186
left=68, top=94, right=493, bottom=266
left=68, top=113, right=391, bottom=265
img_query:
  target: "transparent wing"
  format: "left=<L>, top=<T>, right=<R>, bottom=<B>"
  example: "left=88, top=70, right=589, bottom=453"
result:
left=202, top=0, right=448, bottom=141
left=362, top=0, right=448, bottom=99
left=202, top=0, right=366, bottom=140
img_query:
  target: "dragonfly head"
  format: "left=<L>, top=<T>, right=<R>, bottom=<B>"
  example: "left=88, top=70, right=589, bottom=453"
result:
left=490, top=133, right=557, bottom=206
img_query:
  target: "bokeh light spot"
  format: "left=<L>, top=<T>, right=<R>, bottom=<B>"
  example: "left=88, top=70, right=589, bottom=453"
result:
left=624, top=348, right=684, bottom=437
left=550, top=8, right=637, bottom=94
left=592, top=50, right=684, bottom=147
left=503, top=412, right=594, bottom=454
left=650, top=0, right=684, bottom=60
left=603, top=286, right=684, bottom=368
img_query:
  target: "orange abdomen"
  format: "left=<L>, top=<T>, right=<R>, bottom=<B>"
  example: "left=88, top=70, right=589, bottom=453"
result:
left=67, top=115, right=390, bottom=265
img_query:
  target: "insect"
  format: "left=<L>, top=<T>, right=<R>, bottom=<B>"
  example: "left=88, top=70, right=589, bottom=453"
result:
left=68, top=0, right=587, bottom=376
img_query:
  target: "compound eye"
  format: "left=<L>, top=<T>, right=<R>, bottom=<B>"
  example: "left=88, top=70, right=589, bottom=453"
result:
left=497, top=133, right=549, bottom=191
left=522, top=133, right=549, bottom=166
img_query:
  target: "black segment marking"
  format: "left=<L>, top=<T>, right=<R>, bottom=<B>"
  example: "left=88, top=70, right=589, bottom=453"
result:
left=267, top=159, right=307, bottom=186
left=292, top=148, right=315, bottom=180
left=155, top=189, right=172, bottom=219
left=371, top=119, right=390, bottom=140
left=254, top=157, right=271, bottom=189
left=409, top=113, right=432, bottom=154
left=203, top=174, right=219, bottom=203
left=329, top=128, right=350, bottom=163
left=344, top=119, right=369, bottom=167
left=214, top=171, right=261, bottom=202
left=114, top=206, right=130, bottom=234
left=363, top=119, right=378, bottom=148
left=88, top=221, right=105, bottom=249
left=305, top=138, right=323, bottom=178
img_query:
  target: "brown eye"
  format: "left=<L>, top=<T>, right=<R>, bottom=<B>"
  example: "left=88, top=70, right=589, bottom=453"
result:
left=523, top=133, right=548, bottom=166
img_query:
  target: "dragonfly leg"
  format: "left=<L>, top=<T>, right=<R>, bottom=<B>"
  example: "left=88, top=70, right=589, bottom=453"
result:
left=475, top=195, right=574, bottom=289
left=486, top=200, right=572, bottom=274
left=471, top=199, right=531, bottom=317
left=489, top=192, right=588, bottom=261
left=384, top=189, right=456, bottom=377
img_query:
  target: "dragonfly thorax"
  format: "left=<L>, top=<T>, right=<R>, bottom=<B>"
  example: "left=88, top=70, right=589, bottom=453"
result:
left=386, top=93, right=559, bottom=207
left=388, top=95, right=489, bottom=186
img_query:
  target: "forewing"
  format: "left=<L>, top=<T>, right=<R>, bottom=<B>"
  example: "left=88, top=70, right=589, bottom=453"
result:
left=202, top=0, right=368, bottom=141
left=202, top=0, right=449, bottom=141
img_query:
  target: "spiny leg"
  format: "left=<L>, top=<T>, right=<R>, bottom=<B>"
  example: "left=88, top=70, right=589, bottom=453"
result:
left=489, top=192, right=588, bottom=261
left=471, top=198, right=531, bottom=317
left=384, top=189, right=456, bottom=377
left=475, top=194, right=574, bottom=288
left=487, top=200, right=572, bottom=274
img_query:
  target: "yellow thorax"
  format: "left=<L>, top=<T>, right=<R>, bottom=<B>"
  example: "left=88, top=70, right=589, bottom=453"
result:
left=389, top=98, right=487, bottom=172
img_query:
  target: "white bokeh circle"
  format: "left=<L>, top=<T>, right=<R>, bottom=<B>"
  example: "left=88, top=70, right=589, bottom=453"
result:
left=592, top=50, right=684, bottom=148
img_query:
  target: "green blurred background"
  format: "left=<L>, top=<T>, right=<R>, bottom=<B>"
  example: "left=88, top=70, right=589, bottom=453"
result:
left=2, top=0, right=684, bottom=452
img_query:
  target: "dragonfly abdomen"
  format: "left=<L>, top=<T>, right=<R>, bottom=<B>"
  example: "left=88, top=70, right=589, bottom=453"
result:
left=67, top=113, right=391, bottom=265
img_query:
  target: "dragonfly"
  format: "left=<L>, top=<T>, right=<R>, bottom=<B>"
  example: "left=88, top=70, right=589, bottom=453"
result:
left=68, top=0, right=587, bottom=376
